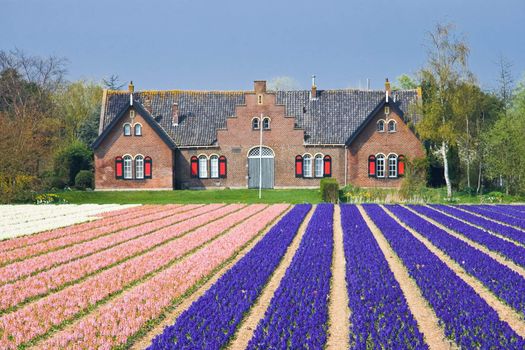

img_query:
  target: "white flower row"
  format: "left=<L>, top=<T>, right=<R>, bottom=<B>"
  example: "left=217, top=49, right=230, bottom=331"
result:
left=0, top=204, right=140, bottom=240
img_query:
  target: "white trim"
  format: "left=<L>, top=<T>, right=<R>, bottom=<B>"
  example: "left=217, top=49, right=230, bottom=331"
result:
left=123, top=154, right=133, bottom=179
left=198, top=154, right=209, bottom=178
left=262, top=116, right=271, bottom=130
left=314, top=153, right=324, bottom=178
left=123, top=123, right=132, bottom=136
left=387, top=119, right=397, bottom=132
left=387, top=153, right=398, bottom=178
left=375, top=153, right=386, bottom=178
left=247, top=145, right=275, bottom=158
left=251, top=117, right=260, bottom=130
left=135, top=155, right=144, bottom=179
left=376, top=119, right=386, bottom=132
left=209, top=154, right=219, bottom=179
left=133, top=122, right=143, bottom=136
left=303, top=153, right=313, bottom=178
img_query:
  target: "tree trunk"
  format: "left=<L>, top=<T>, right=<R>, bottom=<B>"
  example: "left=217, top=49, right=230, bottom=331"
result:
left=477, top=159, right=482, bottom=194
left=466, top=116, right=470, bottom=189
left=442, top=141, right=452, bottom=198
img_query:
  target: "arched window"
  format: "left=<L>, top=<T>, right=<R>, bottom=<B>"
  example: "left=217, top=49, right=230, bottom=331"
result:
left=388, top=154, right=398, bottom=178
left=210, top=155, right=219, bottom=179
left=398, top=155, right=406, bottom=177
left=314, top=154, right=324, bottom=177
left=134, top=124, right=142, bottom=136
left=323, top=155, right=332, bottom=177
left=123, top=155, right=133, bottom=179
left=252, top=118, right=260, bottom=130
left=368, top=155, right=376, bottom=177
left=303, top=154, right=312, bottom=178
left=388, top=120, right=396, bottom=132
left=377, top=120, right=385, bottom=132
left=263, top=117, right=271, bottom=130
left=198, top=155, right=208, bottom=178
left=219, top=156, right=227, bottom=178
left=123, top=123, right=131, bottom=136
left=295, top=155, right=303, bottom=178
left=115, top=156, right=124, bottom=179
left=376, top=154, right=385, bottom=178
left=190, top=156, right=198, bottom=178
left=135, top=155, right=144, bottom=179
left=144, top=156, right=152, bottom=179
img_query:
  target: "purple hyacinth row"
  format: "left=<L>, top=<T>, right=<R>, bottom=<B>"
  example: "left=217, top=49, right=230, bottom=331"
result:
left=496, top=205, right=525, bottom=215
left=458, top=205, right=525, bottom=229
left=432, top=205, right=525, bottom=245
left=409, top=205, right=525, bottom=269
left=247, top=204, right=334, bottom=349
left=489, top=205, right=525, bottom=219
left=341, top=205, right=427, bottom=350
left=390, top=205, right=525, bottom=317
left=363, top=204, right=524, bottom=349
left=147, top=204, right=311, bottom=350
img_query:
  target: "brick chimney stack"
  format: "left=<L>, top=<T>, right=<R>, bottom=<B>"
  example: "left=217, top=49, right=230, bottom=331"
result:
left=172, top=103, right=179, bottom=126
left=254, top=80, right=267, bottom=93
left=128, top=81, right=134, bottom=93
left=311, top=75, right=317, bottom=99
left=385, top=78, right=391, bottom=102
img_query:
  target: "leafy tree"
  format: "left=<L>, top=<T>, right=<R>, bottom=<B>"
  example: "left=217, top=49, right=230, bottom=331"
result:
left=394, top=74, right=418, bottom=90
left=103, top=74, right=125, bottom=90
left=53, top=141, right=93, bottom=185
left=417, top=23, right=472, bottom=198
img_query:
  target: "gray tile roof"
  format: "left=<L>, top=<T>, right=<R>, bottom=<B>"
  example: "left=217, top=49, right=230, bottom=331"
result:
left=101, top=89, right=418, bottom=146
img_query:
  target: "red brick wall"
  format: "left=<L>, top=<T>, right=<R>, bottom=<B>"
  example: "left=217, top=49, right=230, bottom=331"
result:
left=347, top=105, right=425, bottom=188
left=94, top=109, right=174, bottom=190
left=174, top=87, right=346, bottom=189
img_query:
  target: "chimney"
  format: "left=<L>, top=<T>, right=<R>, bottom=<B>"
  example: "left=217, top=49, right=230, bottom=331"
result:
left=385, top=78, right=391, bottom=102
left=172, top=103, right=179, bottom=126
left=254, top=80, right=266, bottom=93
left=128, top=81, right=134, bottom=93
left=311, top=75, right=317, bottom=99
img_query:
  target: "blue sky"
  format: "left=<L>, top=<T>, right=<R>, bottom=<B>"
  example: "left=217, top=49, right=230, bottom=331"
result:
left=2, top=0, right=524, bottom=91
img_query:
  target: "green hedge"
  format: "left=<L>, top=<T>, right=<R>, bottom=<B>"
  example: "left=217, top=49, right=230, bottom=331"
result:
left=320, top=178, right=339, bottom=203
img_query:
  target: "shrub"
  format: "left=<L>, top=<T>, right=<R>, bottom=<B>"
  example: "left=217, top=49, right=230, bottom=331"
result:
left=54, top=141, right=93, bottom=185
left=45, top=176, right=67, bottom=190
left=400, top=157, right=429, bottom=201
left=75, top=170, right=93, bottom=190
left=320, top=178, right=339, bottom=203
left=0, top=174, right=39, bottom=203
left=33, top=193, right=67, bottom=204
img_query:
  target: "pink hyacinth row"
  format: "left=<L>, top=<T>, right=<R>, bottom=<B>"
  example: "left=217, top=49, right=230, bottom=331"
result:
left=0, top=204, right=193, bottom=265
left=0, top=204, right=216, bottom=284
left=0, top=204, right=178, bottom=253
left=38, top=204, right=288, bottom=350
left=0, top=204, right=245, bottom=311
left=0, top=204, right=270, bottom=349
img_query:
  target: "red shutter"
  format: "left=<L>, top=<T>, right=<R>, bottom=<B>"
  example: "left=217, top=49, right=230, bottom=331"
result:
left=190, top=156, right=198, bottom=178
left=323, top=155, right=332, bottom=177
left=398, top=155, right=405, bottom=177
left=295, top=155, right=303, bottom=177
left=219, top=156, right=227, bottom=178
left=368, top=155, right=376, bottom=177
left=144, top=156, right=152, bottom=179
left=115, top=157, right=123, bottom=179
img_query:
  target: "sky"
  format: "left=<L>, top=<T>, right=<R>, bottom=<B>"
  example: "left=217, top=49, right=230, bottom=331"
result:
left=1, top=0, right=524, bottom=91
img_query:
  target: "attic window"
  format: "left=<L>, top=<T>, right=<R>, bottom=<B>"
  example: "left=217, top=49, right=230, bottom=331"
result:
left=384, top=106, right=390, bottom=115
left=257, top=94, right=263, bottom=105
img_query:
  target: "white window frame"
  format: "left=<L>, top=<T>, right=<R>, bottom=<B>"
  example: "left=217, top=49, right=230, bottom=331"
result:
left=263, top=117, right=271, bottom=130
left=135, top=155, right=144, bottom=179
left=123, top=155, right=133, bottom=179
left=377, top=119, right=385, bottom=132
left=252, top=117, right=260, bottom=130
left=210, top=155, right=219, bottom=179
left=376, top=154, right=385, bottom=178
left=314, top=154, right=324, bottom=177
left=388, top=120, right=397, bottom=132
left=123, top=123, right=132, bottom=136
left=303, top=154, right=313, bottom=178
left=388, top=154, right=398, bottom=178
left=198, top=155, right=208, bottom=178
left=134, top=123, right=142, bottom=136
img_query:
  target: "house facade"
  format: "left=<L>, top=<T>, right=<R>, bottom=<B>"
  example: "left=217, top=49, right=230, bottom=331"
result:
left=92, top=79, right=425, bottom=190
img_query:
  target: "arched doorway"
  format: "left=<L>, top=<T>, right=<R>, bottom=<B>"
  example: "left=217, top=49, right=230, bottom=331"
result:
left=248, top=146, right=275, bottom=189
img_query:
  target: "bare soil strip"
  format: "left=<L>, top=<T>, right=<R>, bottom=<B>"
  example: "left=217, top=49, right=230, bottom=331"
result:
left=383, top=206, right=525, bottom=339
left=454, top=206, right=525, bottom=232
left=403, top=205, right=525, bottom=279
left=429, top=205, right=525, bottom=249
left=225, top=205, right=316, bottom=350
left=130, top=205, right=296, bottom=350
left=358, top=205, right=452, bottom=350
left=326, top=205, right=351, bottom=350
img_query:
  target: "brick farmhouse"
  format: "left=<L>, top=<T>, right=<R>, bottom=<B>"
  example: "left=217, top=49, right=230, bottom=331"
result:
left=92, top=79, right=425, bottom=190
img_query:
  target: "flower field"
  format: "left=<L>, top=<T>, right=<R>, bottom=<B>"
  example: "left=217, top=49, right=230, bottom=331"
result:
left=0, top=203, right=524, bottom=349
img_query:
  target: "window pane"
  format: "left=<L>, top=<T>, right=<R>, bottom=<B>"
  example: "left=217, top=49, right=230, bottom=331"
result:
left=388, top=155, right=397, bottom=177
left=135, top=124, right=142, bottom=136
left=135, top=156, right=144, bottom=179
left=199, top=156, right=208, bottom=178
left=315, top=156, right=323, bottom=177
left=376, top=155, right=385, bottom=178
left=210, top=156, right=219, bottom=178
left=124, top=124, right=131, bottom=136
left=252, top=119, right=259, bottom=129
left=303, top=155, right=312, bottom=177
left=123, top=156, right=132, bottom=179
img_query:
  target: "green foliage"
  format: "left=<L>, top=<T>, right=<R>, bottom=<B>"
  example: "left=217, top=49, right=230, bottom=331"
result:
left=394, top=74, right=418, bottom=90
left=320, top=178, right=339, bottom=203
left=54, top=141, right=93, bottom=186
left=400, top=157, right=429, bottom=200
left=33, top=193, right=67, bottom=204
left=75, top=170, right=93, bottom=190
left=0, top=174, right=39, bottom=203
